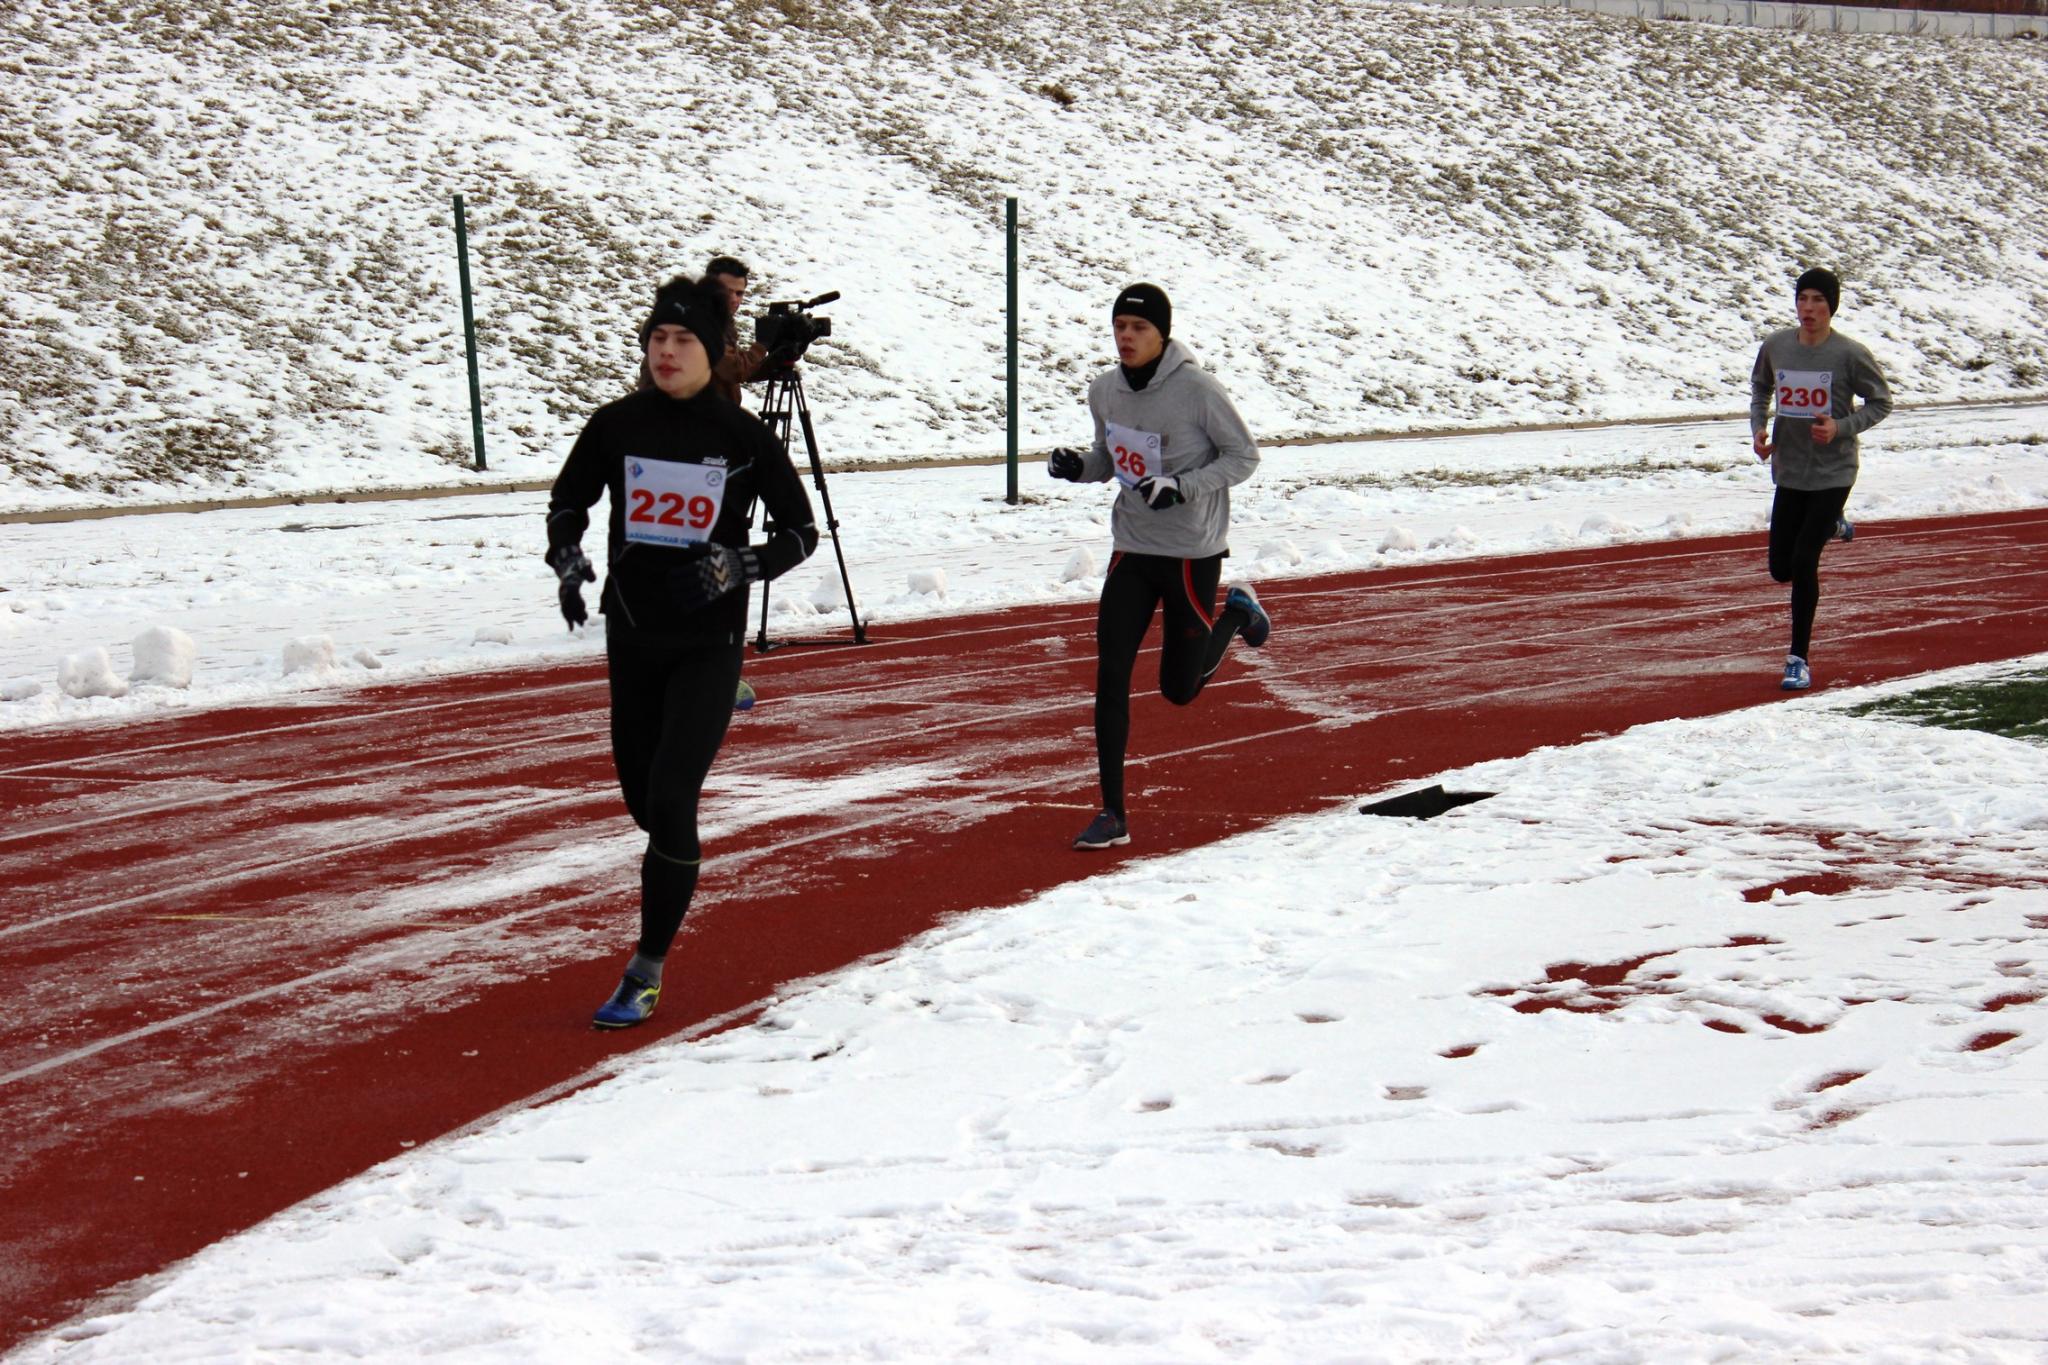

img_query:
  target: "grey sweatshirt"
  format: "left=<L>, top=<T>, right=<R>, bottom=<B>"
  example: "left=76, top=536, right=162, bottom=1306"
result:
left=1748, top=327, right=1893, bottom=491
left=1076, top=340, right=1259, bottom=558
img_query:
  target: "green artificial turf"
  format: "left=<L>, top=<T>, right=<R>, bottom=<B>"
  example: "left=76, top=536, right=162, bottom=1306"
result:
left=1846, top=670, right=2048, bottom=744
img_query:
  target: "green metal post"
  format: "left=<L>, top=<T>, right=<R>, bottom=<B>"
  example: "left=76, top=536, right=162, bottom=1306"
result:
left=453, top=194, right=487, bottom=472
left=1005, top=196, right=1019, bottom=505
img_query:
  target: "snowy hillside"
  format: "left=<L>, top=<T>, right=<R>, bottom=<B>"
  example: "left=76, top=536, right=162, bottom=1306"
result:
left=4, top=0, right=2047, bottom=507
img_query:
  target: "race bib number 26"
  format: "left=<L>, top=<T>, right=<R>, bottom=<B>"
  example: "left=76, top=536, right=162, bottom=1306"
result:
left=1776, top=369, right=1833, bottom=420
left=624, top=457, right=725, bottom=548
left=1105, top=422, right=1162, bottom=490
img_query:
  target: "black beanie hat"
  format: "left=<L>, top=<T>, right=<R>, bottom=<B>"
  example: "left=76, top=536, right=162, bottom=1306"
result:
left=639, top=275, right=727, bottom=369
left=1112, top=282, right=1171, bottom=340
left=1795, top=267, right=1841, bottom=315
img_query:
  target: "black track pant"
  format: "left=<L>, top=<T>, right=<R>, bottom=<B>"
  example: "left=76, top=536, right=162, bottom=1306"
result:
left=1767, top=485, right=1852, bottom=661
left=605, top=632, right=744, bottom=959
left=1093, top=551, right=1248, bottom=818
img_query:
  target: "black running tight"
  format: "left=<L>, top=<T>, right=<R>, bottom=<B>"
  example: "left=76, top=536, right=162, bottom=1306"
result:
left=605, top=631, right=744, bottom=959
left=1093, top=551, right=1248, bottom=818
left=1767, top=485, right=1851, bottom=661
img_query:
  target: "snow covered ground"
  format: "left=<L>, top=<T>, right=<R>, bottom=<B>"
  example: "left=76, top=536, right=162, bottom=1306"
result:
left=8, top=405, right=2048, bottom=1361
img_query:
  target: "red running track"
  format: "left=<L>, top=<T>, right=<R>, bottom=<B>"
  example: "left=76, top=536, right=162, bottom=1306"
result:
left=3, top=508, right=2047, bottom=1345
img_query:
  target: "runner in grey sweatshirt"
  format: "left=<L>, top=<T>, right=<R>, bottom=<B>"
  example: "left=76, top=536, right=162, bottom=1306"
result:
left=1748, top=266, right=1893, bottom=692
left=1048, top=283, right=1272, bottom=851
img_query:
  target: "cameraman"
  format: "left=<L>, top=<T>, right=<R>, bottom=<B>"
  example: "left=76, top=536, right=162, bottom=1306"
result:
left=704, top=255, right=770, bottom=404
left=545, top=273, right=818, bottom=1029
left=632, top=256, right=769, bottom=404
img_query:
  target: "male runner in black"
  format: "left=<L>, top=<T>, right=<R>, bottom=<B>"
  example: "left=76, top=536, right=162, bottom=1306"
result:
left=547, top=275, right=817, bottom=1028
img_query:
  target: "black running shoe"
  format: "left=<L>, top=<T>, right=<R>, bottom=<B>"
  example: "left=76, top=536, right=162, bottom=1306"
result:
left=1073, top=810, right=1130, bottom=850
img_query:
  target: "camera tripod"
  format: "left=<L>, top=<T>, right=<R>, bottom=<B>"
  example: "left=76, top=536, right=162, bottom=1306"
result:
left=752, top=363, right=867, bottom=650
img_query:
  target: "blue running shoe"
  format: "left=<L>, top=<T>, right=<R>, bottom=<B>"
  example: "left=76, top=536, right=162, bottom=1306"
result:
left=1780, top=655, right=1811, bottom=692
left=734, top=678, right=756, bottom=711
left=1834, top=517, right=1854, bottom=543
left=1073, top=809, right=1130, bottom=850
left=592, top=973, right=660, bottom=1030
left=1225, top=583, right=1271, bottom=649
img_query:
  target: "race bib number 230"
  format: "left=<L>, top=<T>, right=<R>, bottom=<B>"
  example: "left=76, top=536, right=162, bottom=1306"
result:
left=1775, top=369, right=1833, bottom=420
left=624, top=457, right=725, bottom=548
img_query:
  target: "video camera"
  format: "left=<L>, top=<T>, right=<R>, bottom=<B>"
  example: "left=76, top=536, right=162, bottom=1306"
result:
left=755, top=290, right=838, bottom=367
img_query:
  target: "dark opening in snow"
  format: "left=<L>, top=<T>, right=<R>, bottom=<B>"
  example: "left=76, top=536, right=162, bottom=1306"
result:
left=1358, top=785, right=1495, bottom=819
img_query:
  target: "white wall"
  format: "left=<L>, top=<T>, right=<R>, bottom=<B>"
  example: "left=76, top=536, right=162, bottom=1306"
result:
left=1433, top=0, right=2047, bottom=37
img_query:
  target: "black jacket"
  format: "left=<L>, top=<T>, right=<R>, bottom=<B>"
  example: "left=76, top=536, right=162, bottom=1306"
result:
left=547, top=386, right=817, bottom=640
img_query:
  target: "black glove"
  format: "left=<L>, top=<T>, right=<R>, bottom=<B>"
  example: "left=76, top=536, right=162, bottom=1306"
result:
left=1047, top=447, right=1085, bottom=481
left=1134, top=475, right=1184, bottom=510
left=669, top=543, right=757, bottom=614
left=547, top=545, right=596, bottom=630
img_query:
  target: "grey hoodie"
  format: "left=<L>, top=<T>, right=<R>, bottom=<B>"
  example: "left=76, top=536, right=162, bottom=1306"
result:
left=1075, top=340, right=1259, bottom=558
left=1748, top=327, right=1893, bottom=491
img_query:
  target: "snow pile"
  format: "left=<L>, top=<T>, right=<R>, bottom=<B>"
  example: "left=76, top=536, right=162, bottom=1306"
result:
left=56, top=647, right=125, bottom=700
left=48, top=626, right=196, bottom=698
left=808, top=573, right=854, bottom=613
left=128, top=625, right=195, bottom=689
left=281, top=635, right=337, bottom=677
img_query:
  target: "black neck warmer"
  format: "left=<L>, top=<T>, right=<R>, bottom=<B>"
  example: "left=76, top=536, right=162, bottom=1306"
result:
left=1120, top=354, right=1164, bottom=391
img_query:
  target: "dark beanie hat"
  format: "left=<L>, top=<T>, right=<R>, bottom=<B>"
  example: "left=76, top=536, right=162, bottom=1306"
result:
left=1112, top=282, right=1171, bottom=340
left=1795, top=267, right=1841, bottom=315
left=639, top=275, right=727, bottom=369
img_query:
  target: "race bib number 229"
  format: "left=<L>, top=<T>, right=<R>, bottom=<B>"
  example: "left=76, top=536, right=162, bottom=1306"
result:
left=624, top=457, right=725, bottom=548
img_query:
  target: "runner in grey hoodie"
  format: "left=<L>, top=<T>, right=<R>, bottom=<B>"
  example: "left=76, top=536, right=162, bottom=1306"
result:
left=1048, top=283, right=1272, bottom=850
left=1748, top=266, right=1893, bottom=692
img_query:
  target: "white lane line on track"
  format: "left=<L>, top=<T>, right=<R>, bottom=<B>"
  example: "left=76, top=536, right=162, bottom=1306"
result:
left=0, top=731, right=602, bottom=846
left=0, top=674, right=604, bottom=777
left=0, top=789, right=600, bottom=941
left=1268, top=519, right=2048, bottom=608
left=147, top=914, right=466, bottom=928
left=11, top=593, right=2047, bottom=1090
left=0, top=773, right=166, bottom=788
left=11, top=510, right=2043, bottom=777
left=0, top=884, right=618, bottom=1090
left=11, top=553, right=2047, bottom=905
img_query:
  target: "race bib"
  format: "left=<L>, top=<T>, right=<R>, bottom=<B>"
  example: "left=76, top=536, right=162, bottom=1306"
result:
left=1105, top=422, right=1162, bottom=490
left=1775, top=369, right=1833, bottom=420
left=623, top=457, right=725, bottom=548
